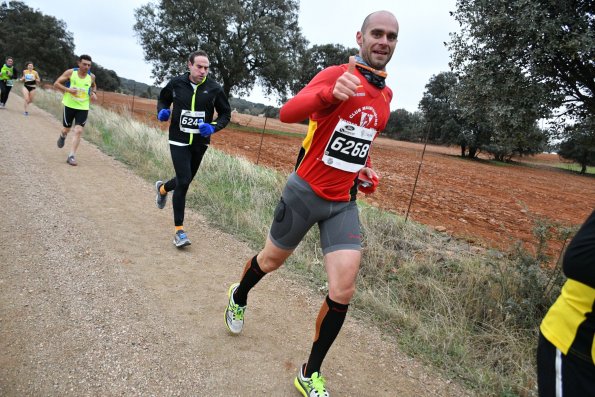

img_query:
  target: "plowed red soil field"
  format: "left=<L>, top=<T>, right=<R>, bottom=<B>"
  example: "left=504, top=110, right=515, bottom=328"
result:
left=98, top=91, right=595, bottom=258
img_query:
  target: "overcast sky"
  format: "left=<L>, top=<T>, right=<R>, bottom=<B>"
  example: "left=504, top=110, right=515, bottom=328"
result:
left=22, top=0, right=459, bottom=112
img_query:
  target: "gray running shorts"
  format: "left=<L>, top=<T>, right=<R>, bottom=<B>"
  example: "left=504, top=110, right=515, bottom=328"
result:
left=269, top=172, right=361, bottom=255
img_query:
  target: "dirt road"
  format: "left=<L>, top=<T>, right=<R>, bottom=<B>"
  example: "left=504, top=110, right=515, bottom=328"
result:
left=0, top=97, right=469, bottom=396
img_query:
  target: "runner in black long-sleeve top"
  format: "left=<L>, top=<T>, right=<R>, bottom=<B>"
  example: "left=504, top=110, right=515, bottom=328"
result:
left=154, top=50, right=231, bottom=248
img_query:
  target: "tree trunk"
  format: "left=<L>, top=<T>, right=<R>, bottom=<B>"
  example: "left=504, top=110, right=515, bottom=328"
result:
left=460, top=144, right=466, bottom=157
left=581, top=163, right=587, bottom=174
left=468, top=146, right=477, bottom=159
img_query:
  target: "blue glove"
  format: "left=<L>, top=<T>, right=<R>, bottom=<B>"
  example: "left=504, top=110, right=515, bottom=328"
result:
left=157, top=109, right=171, bottom=121
left=198, top=119, right=215, bottom=137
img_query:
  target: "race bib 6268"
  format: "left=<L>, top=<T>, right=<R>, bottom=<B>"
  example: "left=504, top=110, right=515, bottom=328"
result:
left=322, top=119, right=375, bottom=172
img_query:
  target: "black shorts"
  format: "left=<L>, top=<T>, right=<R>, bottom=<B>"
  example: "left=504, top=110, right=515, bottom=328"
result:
left=62, top=106, right=88, bottom=128
left=24, top=85, right=36, bottom=92
left=537, top=332, right=595, bottom=396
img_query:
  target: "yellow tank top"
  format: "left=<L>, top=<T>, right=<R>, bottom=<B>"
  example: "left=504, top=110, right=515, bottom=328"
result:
left=62, top=69, right=92, bottom=110
left=23, top=70, right=39, bottom=86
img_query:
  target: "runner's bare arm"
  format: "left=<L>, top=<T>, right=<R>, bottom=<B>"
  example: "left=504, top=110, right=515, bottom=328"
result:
left=90, top=74, right=98, bottom=101
left=53, top=69, right=76, bottom=94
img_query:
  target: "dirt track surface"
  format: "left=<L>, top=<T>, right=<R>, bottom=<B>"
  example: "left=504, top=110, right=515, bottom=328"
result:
left=101, top=91, right=595, bottom=257
left=0, top=98, right=471, bottom=395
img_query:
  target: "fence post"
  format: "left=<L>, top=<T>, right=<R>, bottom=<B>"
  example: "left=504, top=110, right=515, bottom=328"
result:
left=405, top=124, right=431, bottom=223
left=131, top=83, right=136, bottom=114
left=256, top=117, right=268, bottom=165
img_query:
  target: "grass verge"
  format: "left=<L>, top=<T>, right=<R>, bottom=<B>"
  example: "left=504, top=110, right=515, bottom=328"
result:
left=553, top=162, right=595, bottom=175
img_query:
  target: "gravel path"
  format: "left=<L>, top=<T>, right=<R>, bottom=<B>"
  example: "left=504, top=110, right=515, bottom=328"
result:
left=0, top=96, right=470, bottom=396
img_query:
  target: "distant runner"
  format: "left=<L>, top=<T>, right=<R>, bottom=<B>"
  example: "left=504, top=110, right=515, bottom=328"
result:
left=54, top=54, right=97, bottom=166
left=20, top=61, right=41, bottom=116
left=155, top=50, right=231, bottom=248
left=0, top=56, right=16, bottom=108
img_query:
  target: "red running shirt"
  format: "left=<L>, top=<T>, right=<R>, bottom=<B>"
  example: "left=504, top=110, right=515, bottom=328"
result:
left=280, top=64, right=393, bottom=201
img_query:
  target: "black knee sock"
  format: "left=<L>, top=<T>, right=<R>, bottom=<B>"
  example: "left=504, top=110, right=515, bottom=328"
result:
left=233, top=255, right=266, bottom=306
left=305, top=295, right=349, bottom=377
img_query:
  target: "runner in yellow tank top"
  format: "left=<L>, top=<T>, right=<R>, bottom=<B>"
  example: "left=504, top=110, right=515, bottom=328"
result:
left=53, top=54, right=97, bottom=166
left=20, top=61, right=41, bottom=116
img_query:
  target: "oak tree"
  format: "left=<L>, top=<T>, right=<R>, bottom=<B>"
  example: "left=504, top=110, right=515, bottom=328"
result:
left=134, top=0, right=307, bottom=102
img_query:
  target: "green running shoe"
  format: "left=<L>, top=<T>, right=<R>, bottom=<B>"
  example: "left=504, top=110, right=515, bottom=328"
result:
left=294, top=364, right=329, bottom=397
left=225, top=283, right=246, bottom=334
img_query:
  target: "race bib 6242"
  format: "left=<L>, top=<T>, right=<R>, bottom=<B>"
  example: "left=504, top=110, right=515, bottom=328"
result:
left=179, top=109, right=206, bottom=134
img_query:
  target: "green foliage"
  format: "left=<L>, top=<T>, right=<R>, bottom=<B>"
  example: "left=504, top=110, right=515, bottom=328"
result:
left=119, top=77, right=161, bottom=99
left=484, top=218, right=576, bottom=354
left=449, top=0, right=593, bottom=121
left=227, top=97, right=280, bottom=116
left=417, top=68, right=550, bottom=160
left=483, top=125, right=549, bottom=162
left=557, top=117, right=595, bottom=173
left=289, top=43, right=358, bottom=96
left=262, top=105, right=279, bottom=118
left=419, top=72, right=462, bottom=144
left=134, top=0, right=307, bottom=103
left=384, top=108, right=425, bottom=141
left=92, top=64, right=120, bottom=91
left=448, top=0, right=595, bottom=164
left=0, top=1, right=122, bottom=92
left=455, top=60, right=550, bottom=161
left=0, top=1, right=75, bottom=80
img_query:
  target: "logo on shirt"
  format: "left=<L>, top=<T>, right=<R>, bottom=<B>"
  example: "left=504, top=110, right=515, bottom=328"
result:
left=349, top=106, right=379, bottom=129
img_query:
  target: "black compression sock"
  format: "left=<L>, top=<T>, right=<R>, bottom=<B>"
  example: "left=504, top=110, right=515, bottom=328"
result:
left=233, top=255, right=266, bottom=306
left=305, top=295, right=349, bottom=377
